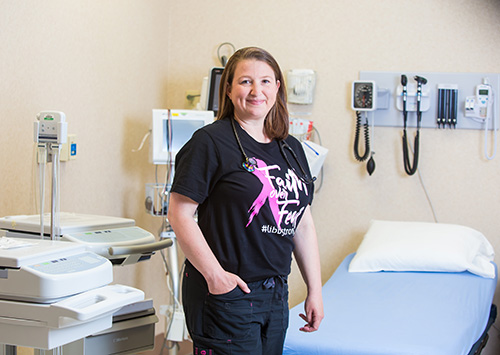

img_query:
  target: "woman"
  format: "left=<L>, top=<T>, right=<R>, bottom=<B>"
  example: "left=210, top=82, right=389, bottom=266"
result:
left=167, top=47, right=323, bottom=354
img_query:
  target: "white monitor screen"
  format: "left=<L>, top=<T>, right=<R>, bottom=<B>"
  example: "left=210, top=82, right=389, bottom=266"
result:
left=151, top=109, right=214, bottom=164
left=164, top=119, right=207, bottom=156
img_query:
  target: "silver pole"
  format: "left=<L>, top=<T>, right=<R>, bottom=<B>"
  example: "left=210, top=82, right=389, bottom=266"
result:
left=50, top=144, right=60, bottom=240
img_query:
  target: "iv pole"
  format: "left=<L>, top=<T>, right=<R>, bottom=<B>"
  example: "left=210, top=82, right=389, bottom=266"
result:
left=49, top=142, right=62, bottom=240
left=156, top=162, right=182, bottom=355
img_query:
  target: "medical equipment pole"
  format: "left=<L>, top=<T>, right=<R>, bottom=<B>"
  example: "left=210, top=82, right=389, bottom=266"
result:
left=37, top=143, right=47, bottom=238
left=159, top=224, right=180, bottom=355
left=165, top=231, right=180, bottom=302
left=34, top=112, right=67, bottom=240
left=50, top=143, right=61, bottom=240
left=159, top=182, right=181, bottom=355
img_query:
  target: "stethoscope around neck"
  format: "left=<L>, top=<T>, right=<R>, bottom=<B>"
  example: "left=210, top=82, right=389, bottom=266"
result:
left=230, top=117, right=316, bottom=185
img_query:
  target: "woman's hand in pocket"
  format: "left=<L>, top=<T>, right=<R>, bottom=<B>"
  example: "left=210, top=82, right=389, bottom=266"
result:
left=207, top=271, right=251, bottom=295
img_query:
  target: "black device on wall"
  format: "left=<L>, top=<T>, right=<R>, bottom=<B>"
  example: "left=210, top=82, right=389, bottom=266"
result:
left=206, top=67, right=224, bottom=117
left=401, top=74, right=427, bottom=176
left=351, top=80, right=377, bottom=175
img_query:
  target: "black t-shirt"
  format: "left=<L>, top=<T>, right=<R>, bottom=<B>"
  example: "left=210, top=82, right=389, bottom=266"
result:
left=171, top=117, right=314, bottom=282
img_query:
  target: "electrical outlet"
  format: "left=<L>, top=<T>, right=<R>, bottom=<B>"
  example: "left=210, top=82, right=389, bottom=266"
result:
left=159, top=304, right=170, bottom=316
left=68, top=134, right=77, bottom=160
left=59, top=134, right=76, bottom=162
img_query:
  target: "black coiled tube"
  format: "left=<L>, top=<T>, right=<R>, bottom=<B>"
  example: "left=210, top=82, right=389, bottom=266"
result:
left=402, top=130, right=419, bottom=175
left=354, top=111, right=371, bottom=162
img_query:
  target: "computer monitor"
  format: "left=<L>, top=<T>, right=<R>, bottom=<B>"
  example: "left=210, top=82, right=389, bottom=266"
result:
left=150, top=109, right=214, bottom=164
left=206, top=67, right=224, bottom=116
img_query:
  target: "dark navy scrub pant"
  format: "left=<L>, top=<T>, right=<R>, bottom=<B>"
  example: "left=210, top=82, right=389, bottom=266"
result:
left=182, top=261, right=289, bottom=355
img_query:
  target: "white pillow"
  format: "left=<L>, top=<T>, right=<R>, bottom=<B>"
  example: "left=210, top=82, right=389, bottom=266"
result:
left=348, top=220, right=496, bottom=278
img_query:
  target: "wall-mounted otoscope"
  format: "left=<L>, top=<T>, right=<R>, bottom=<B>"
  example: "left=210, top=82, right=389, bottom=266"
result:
left=401, top=75, right=427, bottom=176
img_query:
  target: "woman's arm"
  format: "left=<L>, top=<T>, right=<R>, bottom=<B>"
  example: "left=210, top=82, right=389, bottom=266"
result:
left=167, top=192, right=250, bottom=294
left=293, top=205, right=324, bottom=332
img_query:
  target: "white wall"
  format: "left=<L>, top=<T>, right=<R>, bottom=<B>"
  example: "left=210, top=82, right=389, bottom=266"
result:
left=1, top=1, right=500, bottom=354
left=0, top=1, right=173, bottom=350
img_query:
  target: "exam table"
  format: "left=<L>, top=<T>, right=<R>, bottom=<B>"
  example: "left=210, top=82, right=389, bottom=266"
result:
left=284, top=220, right=498, bottom=355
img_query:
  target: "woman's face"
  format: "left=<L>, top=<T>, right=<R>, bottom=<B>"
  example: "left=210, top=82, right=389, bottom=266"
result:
left=227, top=59, right=280, bottom=123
